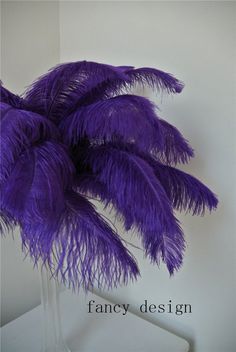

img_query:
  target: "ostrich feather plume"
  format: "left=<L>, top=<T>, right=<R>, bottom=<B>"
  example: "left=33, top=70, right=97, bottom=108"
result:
left=0, top=61, right=218, bottom=290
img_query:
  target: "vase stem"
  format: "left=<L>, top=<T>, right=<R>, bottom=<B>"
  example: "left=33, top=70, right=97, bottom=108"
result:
left=39, top=264, right=71, bottom=352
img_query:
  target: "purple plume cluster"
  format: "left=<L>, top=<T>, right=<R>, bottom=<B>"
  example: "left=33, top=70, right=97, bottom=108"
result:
left=0, top=61, right=218, bottom=290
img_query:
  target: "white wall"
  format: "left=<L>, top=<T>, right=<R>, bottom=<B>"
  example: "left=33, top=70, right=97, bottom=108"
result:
left=59, top=2, right=236, bottom=352
left=1, top=0, right=60, bottom=326
left=1, top=2, right=236, bottom=352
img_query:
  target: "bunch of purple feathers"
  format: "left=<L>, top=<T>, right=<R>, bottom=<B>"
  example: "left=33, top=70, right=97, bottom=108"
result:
left=0, top=61, right=218, bottom=290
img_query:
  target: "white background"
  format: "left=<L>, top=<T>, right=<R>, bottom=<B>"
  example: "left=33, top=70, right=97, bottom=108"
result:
left=1, top=2, right=236, bottom=352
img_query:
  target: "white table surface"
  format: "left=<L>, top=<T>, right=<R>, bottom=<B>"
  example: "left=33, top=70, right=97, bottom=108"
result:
left=1, top=289, right=189, bottom=352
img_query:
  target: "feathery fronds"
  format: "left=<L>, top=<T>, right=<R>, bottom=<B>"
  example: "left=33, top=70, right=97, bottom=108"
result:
left=21, top=191, right=139, bottom=291
left=146, top=157, right=218, bottom=215
left=0, top=82, right=23, bottom=108
left=0, top=60, right=217, bottom=289
left=0, top=103, right=58, bottom=184
left=76, top=143, right=185, bottom=274
left=23, top=61, right=128, bottom=121
left=60, top=94, right=193, bottom=164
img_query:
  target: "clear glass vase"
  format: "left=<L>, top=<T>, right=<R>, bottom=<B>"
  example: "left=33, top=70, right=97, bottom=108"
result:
left=39, top=264, right=71, bottom=352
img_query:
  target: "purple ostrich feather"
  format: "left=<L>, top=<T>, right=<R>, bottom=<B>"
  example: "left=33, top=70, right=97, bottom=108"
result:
left=0, top=61, right=218, bottom=291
